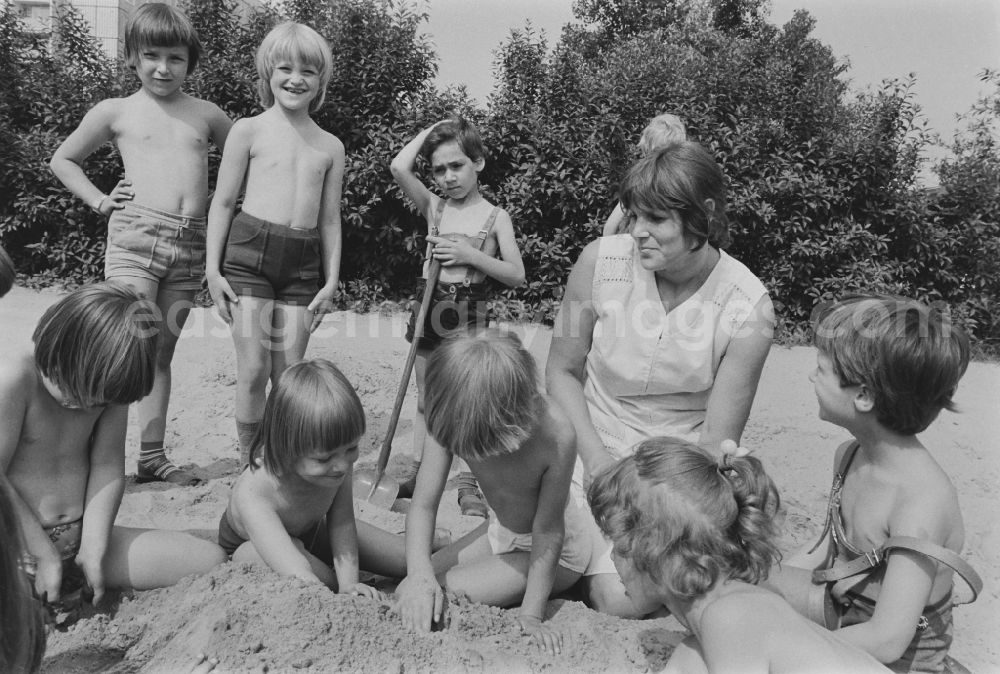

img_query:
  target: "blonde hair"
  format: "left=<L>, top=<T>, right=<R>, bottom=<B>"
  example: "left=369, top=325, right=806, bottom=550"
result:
left=425, top=329, right=543, bottom=461
left=588, top=437, right=781, bottom=601
left=32, top=281, right=159, bottom=408
left=255, top=22, right=333, bottom=113
left=638, top=113, right=687, bottom=155
left=249, top=359, right=365, bottom=477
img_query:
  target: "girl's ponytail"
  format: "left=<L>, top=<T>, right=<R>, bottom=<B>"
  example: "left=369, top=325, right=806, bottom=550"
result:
left=717, top=444, right=781, bottom=584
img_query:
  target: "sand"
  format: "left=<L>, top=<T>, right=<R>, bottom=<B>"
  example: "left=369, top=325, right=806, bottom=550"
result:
left=1, top=287, right=996, bottom=673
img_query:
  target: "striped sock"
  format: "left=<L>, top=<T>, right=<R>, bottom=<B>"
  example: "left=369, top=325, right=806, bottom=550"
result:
left=139, top=441, right=166, bottom=466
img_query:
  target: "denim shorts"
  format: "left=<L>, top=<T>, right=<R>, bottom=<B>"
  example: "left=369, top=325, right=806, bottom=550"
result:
left=105, top=202, right=207, bottom=291
left=404, top=281, right=490, bottom=352
left=222, top=211, right=322, bottom=306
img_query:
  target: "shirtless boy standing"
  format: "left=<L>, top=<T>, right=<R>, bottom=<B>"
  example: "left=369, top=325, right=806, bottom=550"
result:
left=50, top=3, right=232, bottom=485
left=205, top=21, right=344, bottom=466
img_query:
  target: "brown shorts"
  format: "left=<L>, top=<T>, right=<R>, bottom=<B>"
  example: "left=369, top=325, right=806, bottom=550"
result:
left=222, top=211, right=322, bottom=306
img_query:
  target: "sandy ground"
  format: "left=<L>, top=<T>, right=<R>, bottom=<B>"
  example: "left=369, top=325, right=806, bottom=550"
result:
left=2, top=286, right=997, bottom=673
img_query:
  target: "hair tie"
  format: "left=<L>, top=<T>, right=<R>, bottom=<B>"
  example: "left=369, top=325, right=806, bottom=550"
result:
left=718, top=439, right=751, bottom=476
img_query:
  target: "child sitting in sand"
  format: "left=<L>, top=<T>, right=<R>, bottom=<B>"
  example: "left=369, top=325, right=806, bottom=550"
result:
left=769, top=295, right=974, bottom=672
left=588, top=437, right=890, bottom=673
left=0, top=282, right=228, bottom=615
left=217, top=358, right=382, bottom=598
left=390, top=117, right=525, bottom=518
left=207, top=22, right=344, bottom=466
left=396, top=329, right=591, bottom=655
left=600, top=112, right=686, bottom=236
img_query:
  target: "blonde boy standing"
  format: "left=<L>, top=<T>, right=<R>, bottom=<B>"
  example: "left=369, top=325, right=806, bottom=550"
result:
left=206, top=22, right=344, bottom=465
left=50, top=3, right=232, bottom=485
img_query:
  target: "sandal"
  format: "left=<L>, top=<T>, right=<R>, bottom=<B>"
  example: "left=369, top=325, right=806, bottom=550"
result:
left=455, top=472, right=488, bottom=518
left=136, top=457, right=202, bottom=486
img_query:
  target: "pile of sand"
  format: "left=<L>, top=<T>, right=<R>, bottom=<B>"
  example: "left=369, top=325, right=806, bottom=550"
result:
left=1, top=292, right=993, bottom=672
left=43, top=563, right=684, bottom=673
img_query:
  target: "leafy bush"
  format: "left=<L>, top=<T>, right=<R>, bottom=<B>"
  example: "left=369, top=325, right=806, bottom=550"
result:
left=1, top=0, right=997, bottom=348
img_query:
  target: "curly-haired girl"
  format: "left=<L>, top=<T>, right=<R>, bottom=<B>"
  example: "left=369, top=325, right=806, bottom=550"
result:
left=588, top=438, right=889, bottom=673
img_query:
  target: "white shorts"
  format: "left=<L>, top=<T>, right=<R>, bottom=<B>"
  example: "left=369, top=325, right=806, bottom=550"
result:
left=486, top=498, right=593, bottom=574
left=569, top=456, right=619, bottom=576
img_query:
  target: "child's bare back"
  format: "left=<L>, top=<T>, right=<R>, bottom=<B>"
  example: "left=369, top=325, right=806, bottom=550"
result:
left=239, top=108, right=344, bottom=229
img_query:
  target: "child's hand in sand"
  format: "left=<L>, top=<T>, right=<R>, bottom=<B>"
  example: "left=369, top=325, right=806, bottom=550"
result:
left=396, top=574, right=445, bottom=632
left=187, top=653, right=219, bottom=673
left=74, top=547, right=106, bottom=605
left=32, top=553, right=64, bottom=604
left=340, top=582, right=386, bottom=601
left=518, top=615, right=563, bottom=656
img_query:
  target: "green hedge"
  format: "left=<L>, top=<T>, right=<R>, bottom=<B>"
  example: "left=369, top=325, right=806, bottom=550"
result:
left=1, top=1, right=997, bottom=346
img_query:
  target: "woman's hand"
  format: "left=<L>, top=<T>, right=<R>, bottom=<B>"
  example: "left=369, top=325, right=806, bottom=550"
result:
left=581, top=444, right=616, bottom=489
left=395, top=573, right=445, bottom=633
left=518, top=614, right=563, bottom=655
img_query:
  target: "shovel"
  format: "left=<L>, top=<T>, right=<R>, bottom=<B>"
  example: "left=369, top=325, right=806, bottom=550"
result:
left=353, top=257, right=442, bottom=508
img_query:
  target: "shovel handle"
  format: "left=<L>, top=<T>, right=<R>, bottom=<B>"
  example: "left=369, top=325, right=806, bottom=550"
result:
left=371, top=257, right=442, bottom=479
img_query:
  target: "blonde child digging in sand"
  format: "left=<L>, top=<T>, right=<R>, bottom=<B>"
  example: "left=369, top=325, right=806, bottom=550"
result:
left=206, top=22, right=344, bottom=466
left=217, top=358, right=383, bottom=598
left=588, top=437, right=890, bottom=673
left=769, top=295, right=976, bottom=672
left=389, top=117, right=525, bottom=518
left=600, top=112, right=686, bottom=237
left=50, top=3, right=232, bottom=486
left=0, top=282, right=228, bottom=620
left=396, top=329, right=591, bottom=655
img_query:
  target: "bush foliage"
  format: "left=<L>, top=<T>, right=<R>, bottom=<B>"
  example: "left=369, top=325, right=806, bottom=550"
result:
left=1, top=0, right=997, bottom=345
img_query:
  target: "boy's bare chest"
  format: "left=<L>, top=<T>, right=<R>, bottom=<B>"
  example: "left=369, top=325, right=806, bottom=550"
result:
left=116, top=112, right=210, bottom=152
left=19, top=400, right=99, bottom=464
left=251, top=133, right=330, bottom=175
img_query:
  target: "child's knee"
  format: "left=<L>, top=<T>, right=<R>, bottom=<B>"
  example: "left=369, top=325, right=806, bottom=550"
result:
left=238, top=359, right=271, bottom=390
left=202, top=542, right=229, bottom=569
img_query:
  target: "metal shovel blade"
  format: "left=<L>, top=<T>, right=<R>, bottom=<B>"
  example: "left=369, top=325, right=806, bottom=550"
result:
left=352, top=467, right=398, bottom=509
left=353, top=258, right=442, bottom=508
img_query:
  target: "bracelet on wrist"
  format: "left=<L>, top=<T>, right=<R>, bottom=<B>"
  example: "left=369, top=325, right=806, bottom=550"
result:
left=90, top=195, right=107, bottom=213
